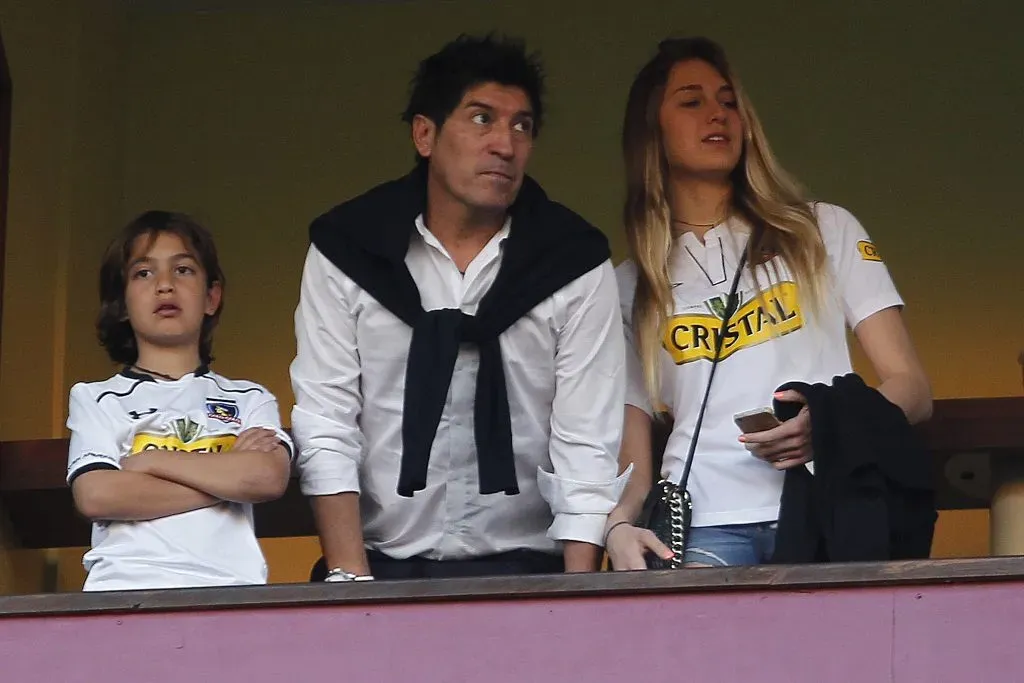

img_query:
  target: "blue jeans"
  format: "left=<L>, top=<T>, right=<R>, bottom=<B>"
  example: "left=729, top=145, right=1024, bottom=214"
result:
left=684, top=522, right=778, bottom=566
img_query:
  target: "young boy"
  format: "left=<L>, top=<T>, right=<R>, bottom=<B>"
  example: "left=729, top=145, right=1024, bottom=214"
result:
left=66, top=210, right=292, bottom=591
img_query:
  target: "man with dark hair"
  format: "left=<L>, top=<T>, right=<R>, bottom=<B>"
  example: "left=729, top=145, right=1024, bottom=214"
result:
left=291, top=34, right=628, bottom=581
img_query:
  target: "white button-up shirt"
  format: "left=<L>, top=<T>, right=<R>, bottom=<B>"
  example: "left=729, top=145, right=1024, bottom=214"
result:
left=290, top=216, right=629, bottom=559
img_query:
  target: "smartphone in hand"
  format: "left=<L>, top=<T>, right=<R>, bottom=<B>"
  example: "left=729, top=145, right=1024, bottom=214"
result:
left=733, top=407, right=781, bottom=434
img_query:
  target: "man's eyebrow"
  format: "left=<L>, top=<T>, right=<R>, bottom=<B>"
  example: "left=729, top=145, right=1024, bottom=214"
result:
left=464, top=100, right=534, bottom=119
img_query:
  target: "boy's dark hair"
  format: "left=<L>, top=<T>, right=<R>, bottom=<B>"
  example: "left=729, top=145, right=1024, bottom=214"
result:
left=401, top=33, right=546, bottom=143
left=97, top=210, right=225, bottom=366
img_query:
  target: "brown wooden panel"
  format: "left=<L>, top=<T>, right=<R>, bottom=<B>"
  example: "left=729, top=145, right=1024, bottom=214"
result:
left=4, top=398, right=1021, bottom=493
left=255, top=479, right=315, bottom=538
left=0, top=482, right=314, bottom=549
left=654, top=397, right=1024, bottom=511
left=0, top=397, right=1021, bottom=547
left=0, top=438, right=315, bottom=547
left=0, top=489, right=90, bottom=548
left=2, top=556, right=1024, bottom=618
left=0, top=439, right=67, bottom=491
left=918, top=397, right=1024, bottom=451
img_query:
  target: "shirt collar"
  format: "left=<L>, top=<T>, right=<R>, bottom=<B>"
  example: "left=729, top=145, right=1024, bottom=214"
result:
left=676, top=216, right=750, bottom=250
left=413, top=214, right=512, bottom=252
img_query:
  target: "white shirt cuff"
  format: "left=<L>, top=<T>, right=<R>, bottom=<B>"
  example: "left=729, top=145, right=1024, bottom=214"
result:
left=536, top=464, right=633, bottom=545
left=298, top=451, right=361, bottom=496
left=548, top=513, right=608, bottom=546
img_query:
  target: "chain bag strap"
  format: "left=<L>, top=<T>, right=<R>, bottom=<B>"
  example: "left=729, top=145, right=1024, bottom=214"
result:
left=636, top=240, right=750, bottom=569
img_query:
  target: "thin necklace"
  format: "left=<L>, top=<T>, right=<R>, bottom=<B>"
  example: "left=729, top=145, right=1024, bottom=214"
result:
left=671, top=215, right=728, bottom=230
left=132, top=364, right=180, bottom=381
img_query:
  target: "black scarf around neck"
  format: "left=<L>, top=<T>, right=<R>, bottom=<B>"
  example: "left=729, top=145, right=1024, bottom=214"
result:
left=309, top=166, right=610, bottom=497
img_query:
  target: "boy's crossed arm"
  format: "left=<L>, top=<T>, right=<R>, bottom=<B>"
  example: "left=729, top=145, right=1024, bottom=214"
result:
left=72, top=469, right=220, bottom=522
left=72, top=428, right=291, bottom=522
left=123, top=427, right=290, bottom=504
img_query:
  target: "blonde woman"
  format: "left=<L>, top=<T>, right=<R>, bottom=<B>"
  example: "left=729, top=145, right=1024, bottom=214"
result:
left=602, top=37, right=931, bottom=570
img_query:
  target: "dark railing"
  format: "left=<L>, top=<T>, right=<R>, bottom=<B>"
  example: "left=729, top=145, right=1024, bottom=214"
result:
left=1, top=556, right=1023, bottom=618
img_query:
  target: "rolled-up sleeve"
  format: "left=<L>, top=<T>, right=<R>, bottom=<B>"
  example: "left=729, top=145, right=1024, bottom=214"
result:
left=289, top=245, right=364, bottom=496
left=537, top=260, right=631, bottom=546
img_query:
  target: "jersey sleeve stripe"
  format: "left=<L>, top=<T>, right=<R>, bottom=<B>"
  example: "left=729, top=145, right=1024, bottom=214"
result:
left=67, top=461, right=119, bottom=486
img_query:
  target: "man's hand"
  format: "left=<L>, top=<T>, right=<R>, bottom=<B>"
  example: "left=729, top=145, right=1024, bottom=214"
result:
left=739, top=390, right=813, bottom=470
left=605, top=523, right=674, bottom=571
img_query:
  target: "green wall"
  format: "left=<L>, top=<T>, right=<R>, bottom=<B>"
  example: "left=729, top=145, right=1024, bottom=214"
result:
left=110, top=0, right=1024, bottom=406
left=1, top=0, right=1020, bottom=591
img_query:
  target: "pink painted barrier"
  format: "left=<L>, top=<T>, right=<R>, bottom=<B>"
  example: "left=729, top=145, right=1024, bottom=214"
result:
left=2, top=559, right=1022, bottom=683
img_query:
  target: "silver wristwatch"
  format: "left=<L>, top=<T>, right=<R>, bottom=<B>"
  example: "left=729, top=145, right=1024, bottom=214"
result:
left=324, top=568, right=375, bottom=583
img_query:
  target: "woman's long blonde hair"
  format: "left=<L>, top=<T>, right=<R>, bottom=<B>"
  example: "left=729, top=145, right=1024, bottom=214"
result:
left=623, top=37, right=828, bottom=407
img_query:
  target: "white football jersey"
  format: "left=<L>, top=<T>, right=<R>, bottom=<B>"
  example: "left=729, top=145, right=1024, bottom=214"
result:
left=66, top=366, right=293, bottom=592
left=618, top=203, right=904, bottom=527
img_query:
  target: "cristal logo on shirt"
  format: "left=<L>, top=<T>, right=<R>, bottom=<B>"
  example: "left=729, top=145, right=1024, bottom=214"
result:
left=662, top=281, right=804, bottom=364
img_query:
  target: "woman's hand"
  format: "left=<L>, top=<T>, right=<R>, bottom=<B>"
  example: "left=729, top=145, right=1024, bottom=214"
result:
left=739, top=390, right=812, bottom=469
left=605, top=522, right=674, bottom=570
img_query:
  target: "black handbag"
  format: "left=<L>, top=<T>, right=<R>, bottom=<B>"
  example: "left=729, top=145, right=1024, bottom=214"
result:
left=636, top=243, right=749, bottom=569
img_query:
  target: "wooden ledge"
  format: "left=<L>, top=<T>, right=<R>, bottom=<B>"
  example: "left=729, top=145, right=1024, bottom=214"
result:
left=2, top=556, right=1024, bottom=618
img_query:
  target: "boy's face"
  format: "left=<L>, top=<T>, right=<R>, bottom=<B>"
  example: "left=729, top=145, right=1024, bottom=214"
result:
left=124, top=231, right=221, bottom=359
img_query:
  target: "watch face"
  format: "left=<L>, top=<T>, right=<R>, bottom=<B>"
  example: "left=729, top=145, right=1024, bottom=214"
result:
left=324, top=569, right=375, bottom=583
